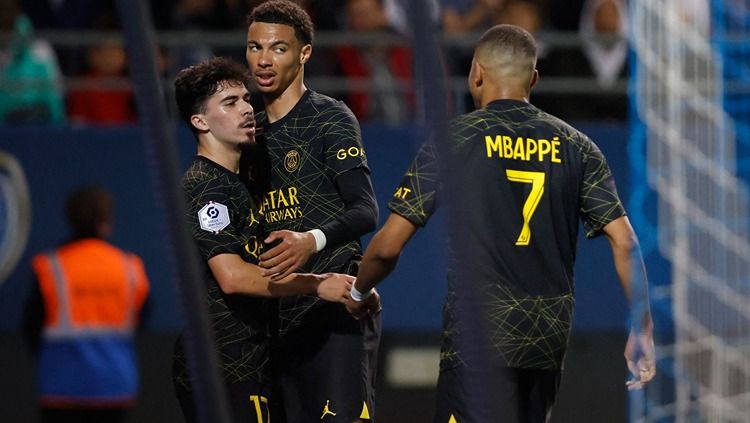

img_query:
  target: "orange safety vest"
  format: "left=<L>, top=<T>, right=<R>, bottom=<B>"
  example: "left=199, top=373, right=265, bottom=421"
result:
left=31, top=238, right=149, bottom=408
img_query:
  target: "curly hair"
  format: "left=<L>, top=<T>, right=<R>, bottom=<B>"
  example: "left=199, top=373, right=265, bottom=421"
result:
left=246, top=0, right=314, bottom=46
left=174, top=57, right=250, bottom=134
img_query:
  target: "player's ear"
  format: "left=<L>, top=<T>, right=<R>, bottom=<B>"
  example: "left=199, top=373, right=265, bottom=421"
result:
left=191, top=114, right=209, bottom=132
left=300, top=44, right=312, bottom=64
left=529, top=69, right=539, bottom=89
left=470, top=59, right=483, bottom=89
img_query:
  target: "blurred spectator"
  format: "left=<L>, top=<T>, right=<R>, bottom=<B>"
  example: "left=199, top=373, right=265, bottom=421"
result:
left=21, top=0, right=111, bottom=30
left=489, top=0, right=543, bottom=34
left=66, top=39, right=137, bottom=125
left=0, top=0, right=64, bottom=124
left=441, top=0, right=501, bottom=34
left=169, top=0, right=239, bottom=68
left=384, top=0, right=440, bottom=37
left=24, top=186, right=150, bottom=423
left=336, top=0, right=414, bottom=124
left=21, top=0, right=117, bottom=76
left=579, top=0, right=628, bottom=87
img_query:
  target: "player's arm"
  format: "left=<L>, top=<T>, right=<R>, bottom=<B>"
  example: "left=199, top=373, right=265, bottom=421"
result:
left=208, top=253, right=351, bottom=303
left=601, top=216, right=656, bottom=390
left=346, top=213, right=419, bottom=319
left=260, top=169, right=378, bottom=280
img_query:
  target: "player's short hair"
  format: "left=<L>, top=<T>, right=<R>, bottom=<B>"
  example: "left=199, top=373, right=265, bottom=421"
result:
left=247, top=0, right=314, bottom=46
left=66, top=185, right=113, bottom=239
left=476, top=24, right=537, bottom=72
left=174, top=57, right=250, bottom=135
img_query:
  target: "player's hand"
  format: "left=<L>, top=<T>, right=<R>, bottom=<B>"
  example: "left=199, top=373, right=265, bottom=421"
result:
left=346, top=289, right=382, bottom=320
left=316, top=273, right=353, bottom=304
left=260, top=230, right=316, bottom=281
left=624, top=328, right=656, bottom=390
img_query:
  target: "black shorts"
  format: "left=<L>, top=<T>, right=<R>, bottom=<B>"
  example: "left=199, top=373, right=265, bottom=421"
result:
left=178, top=378, right=272, bottom=423
left=434, top=364, right=561, bottom=423
left=272, top=303, right=382, bottom=422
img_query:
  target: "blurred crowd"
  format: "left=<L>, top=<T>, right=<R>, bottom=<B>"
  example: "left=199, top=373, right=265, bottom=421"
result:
left=0, top=0, right=630, bottom=126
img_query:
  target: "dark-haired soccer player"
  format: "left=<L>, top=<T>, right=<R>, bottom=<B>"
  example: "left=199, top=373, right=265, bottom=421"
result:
left=173, top=56, right=354, bottom=423
left=243, top=1, right=381, bottom=421
left=347, top=24, right=656, bottom=422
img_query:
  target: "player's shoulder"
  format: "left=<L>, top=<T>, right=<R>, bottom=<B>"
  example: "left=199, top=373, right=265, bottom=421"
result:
left=181, top=157, right=224, bottom=190
left=308, top=90, right=342, bottom=107
left=308, top=90, right=356, bottom=117
left=533, top=107, right=596, bottom=149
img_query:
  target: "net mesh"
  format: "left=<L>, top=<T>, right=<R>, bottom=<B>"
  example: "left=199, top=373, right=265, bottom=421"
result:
left=629, top=1, right=750, bottom=421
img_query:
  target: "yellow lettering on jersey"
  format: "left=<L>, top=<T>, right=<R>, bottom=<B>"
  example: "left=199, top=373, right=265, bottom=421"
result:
left=337, top=147, right=364, bottom=160
left=513, top=136, right=525, bottom=160
left=260, top=187, right=303, bottom=223
left=359, top=402, right=370, bottom=419
left=394, top=186, right=412, bottom=199
left=550, top=137, right=561, bottom=163
left=244, top=236, right=263, bottom=259
left=276, top=189, right=289, bottom=207
left=503, top=135, right=513, bottom=157
left=249, top=395, right=270, bottom=423
left=448, top=415, right=458, bottom=423
left=288, top=186, right=299, bottom=205
left=485, top=135, right=501, bottom=157
left=485, top=134, right=562, bottom=163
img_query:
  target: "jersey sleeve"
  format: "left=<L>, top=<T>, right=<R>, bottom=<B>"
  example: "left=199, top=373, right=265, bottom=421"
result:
left=184, top=176, right=247, bottom=260
left=322, top=102, right=370, bottom=177
left=578, top=137, right=626, bottom=238
left=387, top=140, right=439, bottom=227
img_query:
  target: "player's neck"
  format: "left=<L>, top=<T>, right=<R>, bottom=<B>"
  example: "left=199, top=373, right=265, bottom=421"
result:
left=263, top=77, right=307, bottom=123
left=481, top=87, right=530, bottom=108
left=197, top=140, right=241, bottom=174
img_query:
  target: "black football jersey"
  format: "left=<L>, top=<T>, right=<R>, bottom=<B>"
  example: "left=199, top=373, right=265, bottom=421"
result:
left=253, top=90, right=370, bottom=335
left=389, top=99, right=625, bottom=370
left=174, top=156, right=270, bottom=393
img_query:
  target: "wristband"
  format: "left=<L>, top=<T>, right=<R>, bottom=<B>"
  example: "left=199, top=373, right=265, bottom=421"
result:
left=307, top=229, right=327, bottom=252
left=350, top=285, right=373, bottom=302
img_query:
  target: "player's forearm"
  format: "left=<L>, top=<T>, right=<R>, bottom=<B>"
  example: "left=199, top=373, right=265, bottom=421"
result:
left=210, top=254, right=319, bottom=297
left=220, top=269, right=321, bottom=297
left=610, top=231, right=652, bottom=331
left=355, top=247, right=400, bottom=293
left=265, top=273, right=322, bottom=297
left=354, top=213, right=418, bottom=293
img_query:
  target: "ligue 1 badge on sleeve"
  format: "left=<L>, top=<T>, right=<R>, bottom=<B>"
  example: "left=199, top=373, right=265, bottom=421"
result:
left=198, top=201, right=230, bottom=233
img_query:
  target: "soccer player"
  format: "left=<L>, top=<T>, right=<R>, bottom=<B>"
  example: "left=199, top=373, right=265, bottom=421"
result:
left=347, top=24, right=656, bottom=423
left=244, top=1, right=381, bottom=421
left=173, top=57, right=354, bottom=423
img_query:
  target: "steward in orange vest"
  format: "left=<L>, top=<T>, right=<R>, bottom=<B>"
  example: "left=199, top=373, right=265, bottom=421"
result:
left=26, top=186, right=149, bottom=423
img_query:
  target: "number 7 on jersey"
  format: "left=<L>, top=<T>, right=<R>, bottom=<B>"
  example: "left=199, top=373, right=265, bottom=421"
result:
left=505, top=169, right=545, bottom=246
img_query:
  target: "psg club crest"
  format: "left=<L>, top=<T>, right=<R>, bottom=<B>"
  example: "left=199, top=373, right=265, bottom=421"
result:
left=284, top=150, right=300, bottom=172
left=198, top=201, right=230, bottom=233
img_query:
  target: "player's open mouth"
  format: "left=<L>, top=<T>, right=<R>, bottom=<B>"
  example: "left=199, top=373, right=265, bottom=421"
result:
left=241, top=121, right=256, bottom=134
left=255, top=72, right=275, bottom=86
